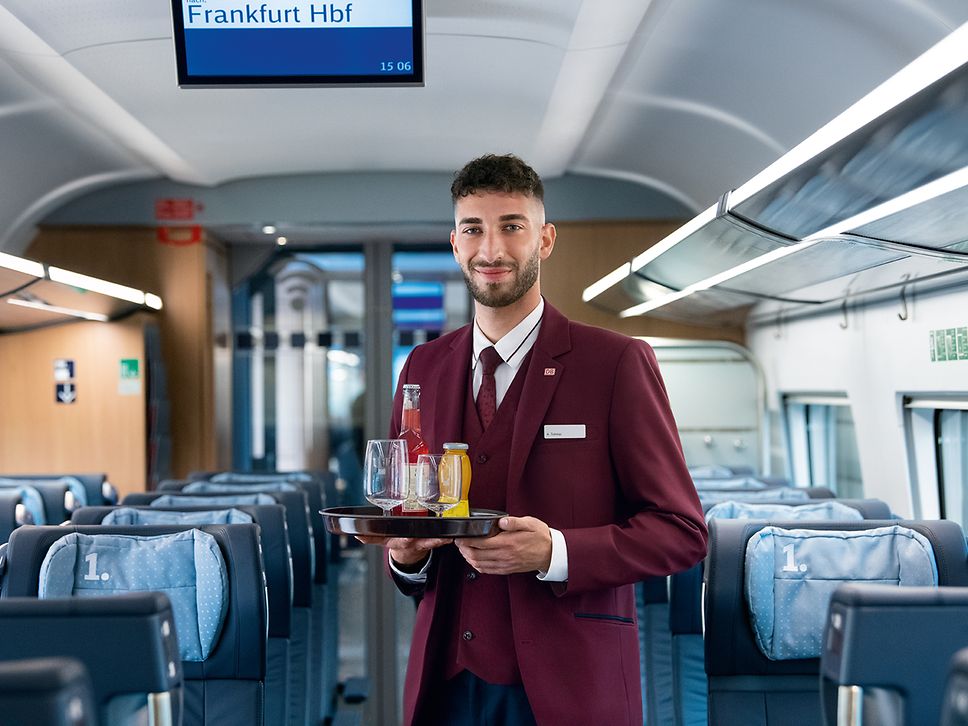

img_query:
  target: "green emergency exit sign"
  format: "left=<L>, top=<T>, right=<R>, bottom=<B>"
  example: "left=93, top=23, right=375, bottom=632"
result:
left=930, top=327, right=968, bottom=362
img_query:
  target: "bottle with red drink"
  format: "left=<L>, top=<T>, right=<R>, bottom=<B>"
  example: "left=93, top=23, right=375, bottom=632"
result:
left=392, top=383, right=430, bottom=516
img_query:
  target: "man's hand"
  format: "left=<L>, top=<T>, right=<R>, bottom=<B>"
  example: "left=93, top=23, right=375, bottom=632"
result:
left=355, top=536, right=452, bottom=571
left=456, top=516, right=552, bottom=575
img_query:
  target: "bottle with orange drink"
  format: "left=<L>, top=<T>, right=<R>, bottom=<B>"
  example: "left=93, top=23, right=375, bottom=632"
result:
left=440, top=442, right=472, bottom=517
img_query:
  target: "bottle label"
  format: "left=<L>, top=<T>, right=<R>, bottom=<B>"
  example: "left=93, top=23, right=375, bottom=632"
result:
left=401, top=463, right=428, bottom=514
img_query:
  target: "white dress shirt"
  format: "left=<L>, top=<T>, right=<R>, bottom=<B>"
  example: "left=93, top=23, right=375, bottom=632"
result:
left=390, top=297, right=570, bottom=582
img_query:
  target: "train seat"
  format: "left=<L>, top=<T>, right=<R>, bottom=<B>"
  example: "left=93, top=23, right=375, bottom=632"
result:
left=5, top=474, right=118, bottom=507
left=3, top=524, right=268, bottom=726
left=704, top=519, right=968, bottom=726
left=0, top=490, right=33, bottom=545
left=0, top=657, right=96, bottom=726
left=0, top=479, right=48, bottom=525
left=124, top=489, right=318, bottom=726
left=637, top=577, right=674, bottom=725
left=72, top=504, right=297, bottom=726
left=171, top=472, right=336, bottom=722
left=942, top=646, right=968, bottom=726
left=0, top=477, right=87, bottom=521
left=665, top=498, right=891, bottom=726
left=0, top=593, right=181, bottom=726
left=821, top=584, right=968, bottom=726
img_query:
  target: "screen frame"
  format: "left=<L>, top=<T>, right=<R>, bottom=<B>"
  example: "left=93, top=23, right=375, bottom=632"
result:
left=170, top=0, right=424, bottom=88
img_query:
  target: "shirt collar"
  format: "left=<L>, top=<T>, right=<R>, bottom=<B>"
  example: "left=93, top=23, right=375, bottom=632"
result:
left=472, top=298, right=544, bottom=371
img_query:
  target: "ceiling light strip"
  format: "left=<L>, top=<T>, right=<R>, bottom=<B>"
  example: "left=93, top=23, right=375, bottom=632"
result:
left=730, top=22, right=968, bottom=207
left=581, top=262, right=631, bottom=302
left=47, top=267, right=145, bottom=305
left=630, top=204, right=718, bottom=272
left=0, top=252, right=44, bottom=278
left=618, top=241, right=821, bottom=318
left=7, top=298, right=109, bottom=322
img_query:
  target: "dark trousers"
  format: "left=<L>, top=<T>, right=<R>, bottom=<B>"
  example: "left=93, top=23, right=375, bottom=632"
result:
left=417, top=670, right=537, bottom=726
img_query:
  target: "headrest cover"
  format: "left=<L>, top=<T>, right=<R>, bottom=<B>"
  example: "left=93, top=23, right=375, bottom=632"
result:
left=694, top=476, right=768, bottom=491
left=210, top=472, right=312, bottom=483
left=102, top=507, right=253, bottom=526
left=151, top=493, right=275, bottom=507
left=688, top=465, right=736, bottom=480
left=56, top=477, right=88, bottom=508
left=38, top=531, right=229, bottom=662
left=185, top=481, right=297, bottom=494
left=700, top=488, right=810, bottom=505
left=745, top=525, right=938, bottom=660
left=0, top=480, right=46, bottom=525
left=705, top=500, right=865, bottom=524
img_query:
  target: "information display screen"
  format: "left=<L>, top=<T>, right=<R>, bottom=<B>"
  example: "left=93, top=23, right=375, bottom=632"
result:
left=171, top=0, right=423, bottom=86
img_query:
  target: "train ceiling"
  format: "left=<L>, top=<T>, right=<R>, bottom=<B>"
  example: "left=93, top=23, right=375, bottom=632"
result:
left=0, top=0, right=966, bottom=259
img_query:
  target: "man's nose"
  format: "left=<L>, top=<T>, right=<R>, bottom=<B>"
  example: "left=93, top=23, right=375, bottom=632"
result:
left=476, top=228, right=505, bottom=263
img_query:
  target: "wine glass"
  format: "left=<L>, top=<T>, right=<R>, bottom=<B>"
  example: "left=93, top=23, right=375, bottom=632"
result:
left=363, top=439, right=408, bottom=516
left=416, top=454, right=460, bottom=516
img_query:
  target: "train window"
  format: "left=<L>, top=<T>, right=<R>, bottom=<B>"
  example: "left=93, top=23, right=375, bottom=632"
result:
left=904, top=398, right=968, bottom=523
left=783, top=394, right=863, bottom=497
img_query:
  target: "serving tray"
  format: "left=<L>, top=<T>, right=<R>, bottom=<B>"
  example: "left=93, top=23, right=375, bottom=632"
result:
left=321, top=506, right=506, bottom=538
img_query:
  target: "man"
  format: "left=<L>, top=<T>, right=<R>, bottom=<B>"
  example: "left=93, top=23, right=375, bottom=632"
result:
left=361, top=154, right=707, bottom=725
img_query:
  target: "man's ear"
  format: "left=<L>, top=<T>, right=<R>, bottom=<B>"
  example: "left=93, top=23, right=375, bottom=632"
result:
left=539, top=223, right=557, bottom=260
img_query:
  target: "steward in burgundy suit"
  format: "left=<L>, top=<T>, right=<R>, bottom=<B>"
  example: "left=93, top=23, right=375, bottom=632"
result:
left=389, top=301, right=707, bottom=725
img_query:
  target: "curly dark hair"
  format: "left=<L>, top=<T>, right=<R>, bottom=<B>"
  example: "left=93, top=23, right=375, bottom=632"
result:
left=450, top=154, right=544, bottom=203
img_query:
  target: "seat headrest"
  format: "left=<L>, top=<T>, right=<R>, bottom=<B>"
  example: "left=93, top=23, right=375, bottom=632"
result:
left=38, top=531, right=229, bottom=662
left=184, top=481, right=297, bottom=494
left=0, top=481, right=46, bottom=525
left=745, top=525, right=938, bottom=660
left=102, top=507, right=253, bottom=526
left=151, top=493, right=276, bottom=507
left=700, top=487, right=811, bottom=505
left=705, top=500, right=865, bottom=524
left=209, top=471, right=314, bottom=484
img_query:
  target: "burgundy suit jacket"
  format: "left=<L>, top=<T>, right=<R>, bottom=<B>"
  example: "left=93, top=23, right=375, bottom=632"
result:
left=389, top=302, right=707, bottom=725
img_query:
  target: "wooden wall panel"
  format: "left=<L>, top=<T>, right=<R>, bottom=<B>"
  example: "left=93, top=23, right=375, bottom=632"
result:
left=541, top=220, right=745, bottom=344
left=0, top=317, right=146, bottom=496
left=27, top=226, right=218, bottom=480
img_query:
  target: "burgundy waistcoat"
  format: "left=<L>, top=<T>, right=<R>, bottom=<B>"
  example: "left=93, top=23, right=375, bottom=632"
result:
left=442, top=351, right=533, bottom=684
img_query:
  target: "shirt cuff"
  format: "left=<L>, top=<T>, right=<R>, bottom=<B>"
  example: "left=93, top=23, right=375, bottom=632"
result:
left=537, top=528, right=568, bottom=582
left=389, top=550, right=432, bottom=583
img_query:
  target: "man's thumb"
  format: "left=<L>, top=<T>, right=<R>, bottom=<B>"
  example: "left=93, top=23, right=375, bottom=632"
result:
left=499, top=516, right=531, bottom=531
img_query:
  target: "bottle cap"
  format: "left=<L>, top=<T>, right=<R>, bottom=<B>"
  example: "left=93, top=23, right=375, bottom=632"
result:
left=442, top=442, right=469, bottom=450
left=403, top=383, right=420, bottom=391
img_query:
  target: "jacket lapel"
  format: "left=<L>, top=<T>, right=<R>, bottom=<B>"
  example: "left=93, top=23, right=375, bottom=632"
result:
left=507, top=303, right=572, bottom=498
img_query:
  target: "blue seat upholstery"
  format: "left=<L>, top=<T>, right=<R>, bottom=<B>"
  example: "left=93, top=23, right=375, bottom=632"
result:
left=0, top=490, right=30, bottom=545
left=942, top=646, right=968, bottom=726
left=822, top=584, right=968, bottom=726
left=0, top=593, right=181, bottom=726
left=0, top=656, right=96, bottom=726
left=637, top=577, right=673, bottom=725
left=73, top=503, right=295, bottom=726
left=704, top=519, right=968, bottom=726
left=665, top=498, right=890, bottom=726
left=4, top=473, right=115, bottom=506
left=0, top=480, right=47, bottom=525
left=39, top=530, right=229, bottom=662
left=4, top=524, right=268, bottom=726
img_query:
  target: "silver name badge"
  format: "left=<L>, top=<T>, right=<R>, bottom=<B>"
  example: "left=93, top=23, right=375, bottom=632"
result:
left=544, top=425, right=586, bottom=439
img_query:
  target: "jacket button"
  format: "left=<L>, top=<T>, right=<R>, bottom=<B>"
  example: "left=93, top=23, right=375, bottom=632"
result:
left=462, top=630, right=474, bottom=641
left=477, top=454, right=488, bottom=464
left=467, top=571, right=478, bottom=581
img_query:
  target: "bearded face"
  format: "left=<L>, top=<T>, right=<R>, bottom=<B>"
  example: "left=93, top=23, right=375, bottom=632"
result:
left=461, top=243, right=540, bottom=308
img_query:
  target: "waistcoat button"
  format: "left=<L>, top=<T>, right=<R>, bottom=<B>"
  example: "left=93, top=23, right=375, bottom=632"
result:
left=467, top=571, right=478, bottom=581
left=462, top=630, right=474, bottom=641
left=477, top=454, right=488, bottom=464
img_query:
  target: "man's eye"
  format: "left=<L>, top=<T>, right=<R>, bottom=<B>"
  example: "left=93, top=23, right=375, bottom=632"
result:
left=504, top=224, right=523, bottom=232
left=462, top=227, right=481, bottom=235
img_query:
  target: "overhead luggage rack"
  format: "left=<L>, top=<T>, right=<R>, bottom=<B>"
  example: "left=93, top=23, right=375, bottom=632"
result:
left=583, top=21, right=968, bottom=326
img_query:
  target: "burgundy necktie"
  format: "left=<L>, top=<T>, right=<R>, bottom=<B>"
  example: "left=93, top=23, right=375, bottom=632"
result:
left=477, top=346, right=503, bottom=429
